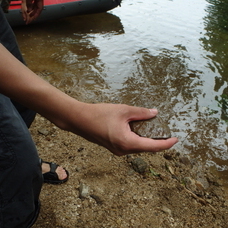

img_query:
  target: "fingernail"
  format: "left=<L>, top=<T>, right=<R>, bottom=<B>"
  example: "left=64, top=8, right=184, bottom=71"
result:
left=149, top=109, right=158, bottom=115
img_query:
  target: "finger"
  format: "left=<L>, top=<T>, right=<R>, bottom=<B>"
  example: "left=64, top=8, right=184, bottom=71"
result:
left=25, top=13, right=32, bottom=24
left=25, top=12, right=33, bottom=24
left=140, top=137, right=179, bottom=152
left=28, top=8, right=36, bottom=17
left=128, top=107, right=158, bottom=122
left=26, top=9, right=40, bottom=24
left=21, top=4, right=28, bottom=22
left=26, top=3, right=33, bottom=13
left=29, top=1, right=44, bottom=18
left=28, top=8, right=42, bottom=22
left=113, top=135, right=178, bottom=156
left=22, top=10, right=26, bottom=21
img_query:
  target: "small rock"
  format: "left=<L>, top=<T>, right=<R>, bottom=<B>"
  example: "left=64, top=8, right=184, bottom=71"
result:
left=126, top=155, right=133, bottom=163
left=163, top=153, right=173, bottom=160
left=75, top=166, right=82, bottom=172
left=78, top=147, right=84, bottom=152
left=206, top=173, right=220, bottom=187
left=38, top=128, right=49, bottom=136
left=166, top=164, right=175, bottom=175
left=183, top=177, right=196, bottom=192
left=79, top=183, right=90, bottom=199
left=195, top=180, right=205, bottom=191
left=161, top=206, right=172, bottom=216
left=90, top=194, right=103, bottom=205
left=63, top=141, right=69, bottom=146
left=127, top=168, right=135, bottom=176
left=179, top=156, right=191, bottom=166
left=131, top=157, right=148, bottom=174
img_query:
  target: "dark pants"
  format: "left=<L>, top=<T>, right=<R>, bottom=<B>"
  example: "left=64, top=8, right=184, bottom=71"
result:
left=0, top=7, right=43, bottom=228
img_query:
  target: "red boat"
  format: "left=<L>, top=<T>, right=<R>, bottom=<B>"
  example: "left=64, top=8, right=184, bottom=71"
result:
left=6, top=0, right=121, bottom=26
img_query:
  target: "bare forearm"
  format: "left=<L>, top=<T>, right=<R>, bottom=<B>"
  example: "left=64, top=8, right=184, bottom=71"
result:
left=0, top=44, right=84, bottom=129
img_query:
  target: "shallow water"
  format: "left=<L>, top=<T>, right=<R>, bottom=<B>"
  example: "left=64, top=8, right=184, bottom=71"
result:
left=13, top=0, right=228, bottom=186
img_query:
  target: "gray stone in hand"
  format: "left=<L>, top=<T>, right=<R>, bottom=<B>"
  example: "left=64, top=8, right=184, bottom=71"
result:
left=130, top=116, right=171, bottom=139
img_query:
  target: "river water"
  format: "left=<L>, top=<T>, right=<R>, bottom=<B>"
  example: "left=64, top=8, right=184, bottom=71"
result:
left=13, top=0, right=228, bottom=186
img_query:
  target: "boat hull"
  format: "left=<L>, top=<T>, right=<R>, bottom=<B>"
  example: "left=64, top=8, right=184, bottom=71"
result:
left=6, top=0, right=121, bottom=27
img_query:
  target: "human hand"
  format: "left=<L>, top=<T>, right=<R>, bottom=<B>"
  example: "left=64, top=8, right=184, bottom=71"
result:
left=21, top=0, right=44, bottom=24
left=67, top=103, right=178, bottom=156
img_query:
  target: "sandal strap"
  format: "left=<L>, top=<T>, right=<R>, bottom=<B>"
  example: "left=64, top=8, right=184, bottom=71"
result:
left=49, top=162, right=58, bottom=173
left=41, top=160, right=58, bottom=173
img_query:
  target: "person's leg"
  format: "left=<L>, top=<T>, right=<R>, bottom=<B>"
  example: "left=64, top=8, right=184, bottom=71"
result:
left=0, top=94, right=43, bottom=228
left=0, top=8, right=42, bottom=227
left=0, top=7, right=68, bottom=184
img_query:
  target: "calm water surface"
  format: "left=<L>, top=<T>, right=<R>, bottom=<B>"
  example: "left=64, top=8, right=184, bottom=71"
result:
left=13, top=0, right=228, bottom=186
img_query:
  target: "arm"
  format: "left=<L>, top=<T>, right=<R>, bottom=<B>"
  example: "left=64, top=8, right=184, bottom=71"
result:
left=0, top=44, right=178, bottom=155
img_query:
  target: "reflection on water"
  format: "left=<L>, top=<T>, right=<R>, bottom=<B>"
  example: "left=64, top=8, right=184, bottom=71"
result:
left=13, top=0, right=228, bottom=186
left=14, top=13, right=124, bottom=101
left=201, top=0, right=228, bottom=123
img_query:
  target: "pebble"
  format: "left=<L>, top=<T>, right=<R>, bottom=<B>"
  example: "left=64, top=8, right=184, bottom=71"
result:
left=90, top=194, right=103, bottom=205
left=161, top=206, right=172, bottom=216
left=79, top=183, right=90, bottom=199
left=179, top=156, right=191, bottom=166
left=131, top=157, right=148, bottom=174
left=126, top=155, right=133, bottom=163
left=184, top=177, right=205, bottom=194
left=38, top=128, right=49, bottom=136
left=184, top=177, right=196, bottom=192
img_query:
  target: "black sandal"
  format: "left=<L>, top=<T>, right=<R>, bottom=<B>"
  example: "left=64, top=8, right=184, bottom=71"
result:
left=42, top=160, right=69, bottom=184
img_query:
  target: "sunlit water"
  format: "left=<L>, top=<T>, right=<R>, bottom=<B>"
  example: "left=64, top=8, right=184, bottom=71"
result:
left=13, top=0, right=228, bottom=187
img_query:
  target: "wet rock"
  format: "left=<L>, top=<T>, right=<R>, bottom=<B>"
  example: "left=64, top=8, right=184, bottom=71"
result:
left=79, top=183, right=90, bottom=199
left=131, top=157, right=148, bottom=174
left=130, top=116, right=171, bottom=139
